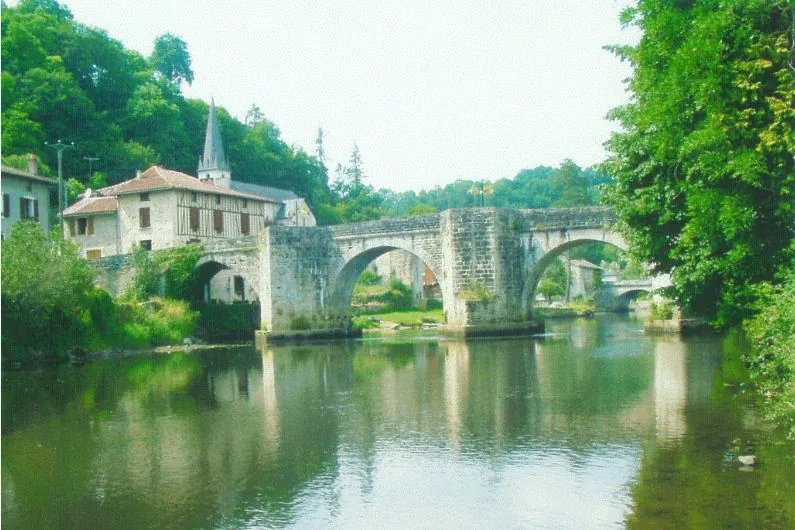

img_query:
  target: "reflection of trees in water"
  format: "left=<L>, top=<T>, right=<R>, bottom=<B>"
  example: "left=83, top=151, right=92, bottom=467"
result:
left=625, top=336, right=795, bottom=529
left=6, top=329, right=778, bottom=529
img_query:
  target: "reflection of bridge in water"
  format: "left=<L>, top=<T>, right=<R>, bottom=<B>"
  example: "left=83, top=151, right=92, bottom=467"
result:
left=67, top=327, right=713, bottom=527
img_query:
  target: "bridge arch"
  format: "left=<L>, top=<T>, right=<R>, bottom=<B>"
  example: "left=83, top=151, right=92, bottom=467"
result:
left=195, top=251, right=261, bottom=304
left=328, top=240, right=448, bottom=313
left=524, top=231, right=628, bottom=316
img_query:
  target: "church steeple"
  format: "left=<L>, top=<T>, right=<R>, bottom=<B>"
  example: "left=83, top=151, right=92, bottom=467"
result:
left=198, top=98, right=231, bottom=187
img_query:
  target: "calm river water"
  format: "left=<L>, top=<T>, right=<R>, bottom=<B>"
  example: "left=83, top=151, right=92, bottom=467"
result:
left=2, top=315, right=794, bottom=529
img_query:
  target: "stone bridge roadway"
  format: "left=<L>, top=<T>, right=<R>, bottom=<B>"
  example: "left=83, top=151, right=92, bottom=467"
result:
left=194, top=206, right=646, bottom=340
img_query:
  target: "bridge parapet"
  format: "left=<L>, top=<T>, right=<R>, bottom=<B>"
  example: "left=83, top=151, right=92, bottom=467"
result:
left=518, top=207, right=617, bottom=231
left=329, top=214, right=441, bottom=238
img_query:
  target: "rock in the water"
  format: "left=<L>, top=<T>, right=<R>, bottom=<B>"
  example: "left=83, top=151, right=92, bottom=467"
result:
left=738, top=455, right=757, bottom=466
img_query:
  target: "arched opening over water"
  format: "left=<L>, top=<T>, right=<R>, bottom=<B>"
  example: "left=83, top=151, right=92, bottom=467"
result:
left=329, top=246, right=445, bottom=323
left=525, top=237, right=646, bottom=315
left=193, top=259, right=261, bottom=339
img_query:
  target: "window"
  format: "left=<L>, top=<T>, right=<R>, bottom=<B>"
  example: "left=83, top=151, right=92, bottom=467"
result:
left=240, top=212, right=250, bottom=235
left=77, top=218, right=87, bottom=235
left=86, top=249, right=102, bottom=260
left=140, top=192, right=150, bottom=201
left=242, top=199, right=248, bottom=209
left=191, top=192, right=198, bottom=202
left=189, top=207, right=200, bottom=231
left=187, top=238, right=201, bottom=244
left=215, top=195, right=221, bottom=205
left=139, top=207, right=151, bottom=228
left=140, top=240, right=152, bottom=251
left=67, top=218, right=76, bottom=236
left=234, top=275, right=245, bottom=298
left=19, top=198, right=38, bottom=221
left=213, top=209, right=223, bottom=232
left=2, top=194, right=9, bottom=218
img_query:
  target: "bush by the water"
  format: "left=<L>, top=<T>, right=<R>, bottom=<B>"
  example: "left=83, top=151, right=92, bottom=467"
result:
left=744, top=265, right=795, bottom=438
left=1, top=222, right=197, bottom=362
left=353, top=277, right=414, bottom=311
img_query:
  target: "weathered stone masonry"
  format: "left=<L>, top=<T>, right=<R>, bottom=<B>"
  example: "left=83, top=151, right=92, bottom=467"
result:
left=93, top=207, right=627, bottom=339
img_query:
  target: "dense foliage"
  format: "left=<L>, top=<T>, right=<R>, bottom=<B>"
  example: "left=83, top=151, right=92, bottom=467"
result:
left=1, top=0, right=335, bottom=219
left=1, top=222, right=197, bottom=361
left=603, top=0, right=794, bottom=327
left=745, top=261, right=795, bottom=437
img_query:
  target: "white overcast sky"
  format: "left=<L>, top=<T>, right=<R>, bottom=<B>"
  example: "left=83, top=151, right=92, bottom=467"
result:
left=43, top=1, right=639, bottom=191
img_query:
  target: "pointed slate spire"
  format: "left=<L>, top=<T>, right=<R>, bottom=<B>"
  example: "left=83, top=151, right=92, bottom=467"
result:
left=198, top=98, right=229, bottom=173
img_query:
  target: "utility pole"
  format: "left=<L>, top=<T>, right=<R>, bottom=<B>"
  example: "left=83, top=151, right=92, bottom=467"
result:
left=46, top=140, right=74, bottom=235
left=84, top=156, right=100, bottom=176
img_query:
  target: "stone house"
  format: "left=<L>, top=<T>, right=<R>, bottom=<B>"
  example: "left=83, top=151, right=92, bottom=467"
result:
left=62, top=99, right=316, bottom=301
left=1, top=155, right=57, bottom=240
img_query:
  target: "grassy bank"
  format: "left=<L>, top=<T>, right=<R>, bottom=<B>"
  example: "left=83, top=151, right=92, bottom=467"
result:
left=354, top=308, right=445, bottom=330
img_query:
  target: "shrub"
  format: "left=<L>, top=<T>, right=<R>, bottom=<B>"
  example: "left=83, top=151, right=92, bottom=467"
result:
left=650, top=301, right=674, bottom=320
left=744, top=266, right=795, bottom=438
left=357, top=269, right=381, bottom=286
left=426, top=298, right=443, bottom=310
left=147, top=299, right=198, bottom=344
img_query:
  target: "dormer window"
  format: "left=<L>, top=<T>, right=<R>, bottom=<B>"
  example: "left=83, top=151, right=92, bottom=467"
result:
left=140, top=192, right=150, bottom=201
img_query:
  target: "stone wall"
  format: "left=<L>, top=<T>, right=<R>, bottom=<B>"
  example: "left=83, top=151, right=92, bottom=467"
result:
left=91, top=254, right=135, bottom=297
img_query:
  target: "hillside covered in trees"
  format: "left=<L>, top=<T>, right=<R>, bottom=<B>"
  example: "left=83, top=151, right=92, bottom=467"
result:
left=1, top=0, right=607, bottom=225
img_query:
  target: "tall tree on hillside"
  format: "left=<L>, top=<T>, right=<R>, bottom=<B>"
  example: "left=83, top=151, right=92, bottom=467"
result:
left=315, top=127, right=326, bottom=166
left=603, top=0, right=794, bottom=326
left=551, top=159, right=590, bottom=207
left=149, top=33, right=194, bottom=86
left=244, top=104, right=264, bottom=126
left=346, top=143, right=364, bottom=187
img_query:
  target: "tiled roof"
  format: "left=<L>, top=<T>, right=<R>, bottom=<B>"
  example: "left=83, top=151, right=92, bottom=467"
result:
left=98, top=166, right=278, bottom=203
left=1, top=164, right=58, bottom=185
left=229, top=181, right=300, bottom=202
left=62, top=196, right=118, bottom=216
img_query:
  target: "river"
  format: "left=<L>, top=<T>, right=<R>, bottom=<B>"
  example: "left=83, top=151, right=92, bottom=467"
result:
left=2, top=315, right=793, bottom=528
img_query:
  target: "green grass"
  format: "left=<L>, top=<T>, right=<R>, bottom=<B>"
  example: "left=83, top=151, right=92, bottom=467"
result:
left=353, top=308, right=444, bottom=328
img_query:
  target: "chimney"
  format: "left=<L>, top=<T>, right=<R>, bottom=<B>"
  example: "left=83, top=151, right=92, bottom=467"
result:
left=135, top=169, right=142, bottom=179
left=27, top=154, right=39, bottom=175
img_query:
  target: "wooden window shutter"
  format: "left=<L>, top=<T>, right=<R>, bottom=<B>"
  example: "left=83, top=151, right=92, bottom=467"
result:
left=19, top=198, right=26, bottom=219
left=3, top=194, right=9, bottom=218
left=240, top=212, right=250, bottom=235
left=190, top=207, right=200, bottom=230
left=33, top=199, right=39, bottom=221
left=139, top=207, right=150, bottom=228
left=87, top=216, right=94, bottom=235
left=68, top=218, right=75, bottom=236
left=213, top=209, right=223, bottom=232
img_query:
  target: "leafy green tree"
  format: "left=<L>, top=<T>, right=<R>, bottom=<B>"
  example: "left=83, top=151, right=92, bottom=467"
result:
left=603, top=0, right=794, bottom=327
left=1, top=222, right=96, bottom=359
left=551, top=159, right=590, bottom=207
left=537, top=259, right=568, bottom=302
left=149, top=33, right=194, bottom=86
left=128, top=244, right=162, bottom=300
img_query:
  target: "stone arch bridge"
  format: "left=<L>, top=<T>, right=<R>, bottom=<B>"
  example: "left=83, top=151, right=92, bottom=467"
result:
left=95, top=207, right=663, bottom=340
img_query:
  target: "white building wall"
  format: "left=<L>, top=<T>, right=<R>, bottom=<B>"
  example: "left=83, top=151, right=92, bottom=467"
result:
left=1, top=175, right=54, bottom=239
left=67, top=213, right=118, bottom=259
left=117, top=191, right=178, bottom=253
